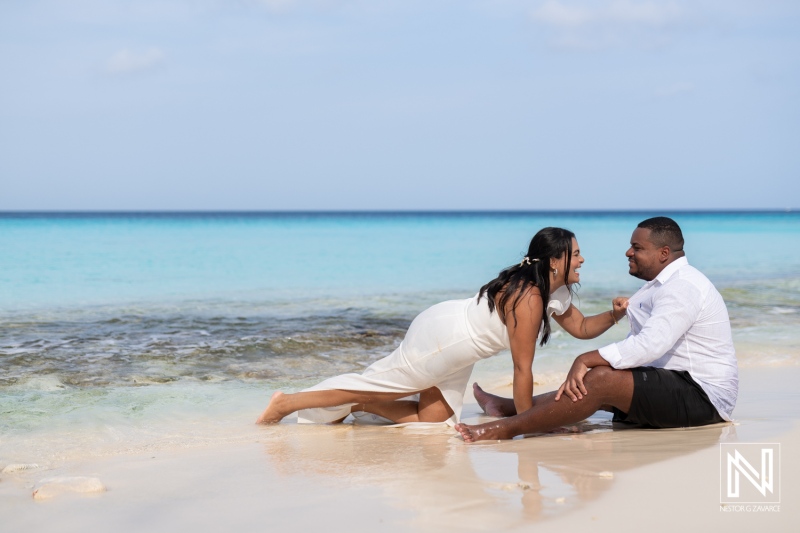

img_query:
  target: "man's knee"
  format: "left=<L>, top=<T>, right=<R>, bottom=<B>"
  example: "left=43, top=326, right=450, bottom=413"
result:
left=582, top=367, right=634, bottom=412
left=584, top=366, right=631, bottom=391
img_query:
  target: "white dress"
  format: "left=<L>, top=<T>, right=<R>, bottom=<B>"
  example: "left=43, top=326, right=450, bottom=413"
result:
left=297, top=286, right=573, bottom=425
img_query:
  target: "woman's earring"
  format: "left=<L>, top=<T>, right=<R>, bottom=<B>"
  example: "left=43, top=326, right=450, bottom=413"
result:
left=553, top=268, right=558, bottom=276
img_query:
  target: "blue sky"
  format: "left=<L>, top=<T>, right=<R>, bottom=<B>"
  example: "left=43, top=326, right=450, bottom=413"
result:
left=1, top=0, right=798, bottom=210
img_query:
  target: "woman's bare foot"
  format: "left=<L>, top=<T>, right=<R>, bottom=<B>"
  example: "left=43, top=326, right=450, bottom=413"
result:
left=256, top=391, right=290, bottom=424
left=473, top=383, right=514, bottom=417
left=454, top=420, right=514, bottom=443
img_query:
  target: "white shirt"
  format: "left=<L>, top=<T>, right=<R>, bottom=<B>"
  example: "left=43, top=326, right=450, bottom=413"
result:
left=598, top=257, right=738, bottom=421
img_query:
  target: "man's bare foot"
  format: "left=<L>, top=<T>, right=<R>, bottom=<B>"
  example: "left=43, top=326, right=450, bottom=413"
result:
left=473, top=383, right=514, bottom=417
left=256, top=391, right=290, bottom=424
left=454, top=420, right=514, bottom=443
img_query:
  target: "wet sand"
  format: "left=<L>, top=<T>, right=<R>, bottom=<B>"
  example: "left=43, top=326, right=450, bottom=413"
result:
left=1, top=366, right=797, bottom=532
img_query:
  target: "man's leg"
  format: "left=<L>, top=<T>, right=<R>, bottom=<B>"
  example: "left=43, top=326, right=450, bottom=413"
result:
left=456, top=367, right=633, bottom=442
left=473, top=383, right=516, bottom=417
left=473, top=382, right=556, bottom=417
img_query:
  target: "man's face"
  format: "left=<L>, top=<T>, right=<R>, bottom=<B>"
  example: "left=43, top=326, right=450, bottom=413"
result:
left=626, top=227, right=665, bottom=281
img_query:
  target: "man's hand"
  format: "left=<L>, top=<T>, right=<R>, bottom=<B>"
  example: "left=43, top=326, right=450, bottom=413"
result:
left=555, top=355, right=590, bottom=402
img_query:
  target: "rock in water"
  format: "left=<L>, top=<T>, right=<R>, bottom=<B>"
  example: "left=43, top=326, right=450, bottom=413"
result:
left=32, top=477, right=106, bottom=500
left=2, top=463, right=40, bottom=473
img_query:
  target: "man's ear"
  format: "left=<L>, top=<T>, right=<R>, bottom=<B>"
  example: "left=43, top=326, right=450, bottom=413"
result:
left=659, top=246, right=671, bottom=263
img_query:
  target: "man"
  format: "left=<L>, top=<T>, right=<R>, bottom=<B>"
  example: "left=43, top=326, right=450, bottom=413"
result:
left=456, top=216, right=738, bottom=442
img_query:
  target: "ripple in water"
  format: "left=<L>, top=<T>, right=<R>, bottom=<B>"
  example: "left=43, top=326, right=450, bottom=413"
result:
left=3, top=282, right=799, bottom=392
left=0, top=307, right=411, bottom=389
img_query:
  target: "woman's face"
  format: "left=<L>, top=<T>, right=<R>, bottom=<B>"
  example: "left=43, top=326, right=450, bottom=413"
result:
left=552, top=237, right=584, bottom=285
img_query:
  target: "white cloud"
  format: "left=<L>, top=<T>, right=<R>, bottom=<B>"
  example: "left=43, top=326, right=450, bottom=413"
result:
left=253, top=0, right=297, bottom=12
left=606, top=0, right=683, bottom=26
left=532, top=1, right=593, bottom=28
left=106, top=47, right=165, bottom=74
left=530, top=0, right=687, bottom=50
left=533, top=0, right=683, bottom=27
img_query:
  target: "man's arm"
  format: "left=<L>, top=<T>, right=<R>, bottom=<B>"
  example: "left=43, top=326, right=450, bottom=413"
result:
left=598, top=280, right=702, bottom=369
left=555, top=280, right=703, bottom=402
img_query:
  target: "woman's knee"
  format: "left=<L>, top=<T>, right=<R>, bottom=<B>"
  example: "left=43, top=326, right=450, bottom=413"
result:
left=418, top=411, right=451, bottom=423
left=418, top=387, right=454, bottom=422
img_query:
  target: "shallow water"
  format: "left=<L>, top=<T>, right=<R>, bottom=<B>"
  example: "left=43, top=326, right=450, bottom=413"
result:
left=1, top=211, right=798, bottom=459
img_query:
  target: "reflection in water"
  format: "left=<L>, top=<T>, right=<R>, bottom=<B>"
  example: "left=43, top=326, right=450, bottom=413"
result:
left=259, top=416, right=737, bottom=530
left=473, top=418, right=737, bottom=525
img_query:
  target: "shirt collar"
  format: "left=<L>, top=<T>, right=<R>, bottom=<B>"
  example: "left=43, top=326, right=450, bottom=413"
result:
left=653, top=256, right=688, bottom=285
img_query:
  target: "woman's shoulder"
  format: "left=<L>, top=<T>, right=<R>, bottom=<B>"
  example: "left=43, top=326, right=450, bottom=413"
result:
left=501, top=284, right=544, bottom=317
left=495, top=283, right=543, bottom=303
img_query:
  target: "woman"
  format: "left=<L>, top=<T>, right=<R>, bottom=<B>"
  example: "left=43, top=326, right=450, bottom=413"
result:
left=257, top=227, right=627, bottom=425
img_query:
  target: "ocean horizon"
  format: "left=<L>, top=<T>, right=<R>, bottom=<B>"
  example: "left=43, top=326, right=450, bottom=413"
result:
left=1, top=208, right=796, bottom=217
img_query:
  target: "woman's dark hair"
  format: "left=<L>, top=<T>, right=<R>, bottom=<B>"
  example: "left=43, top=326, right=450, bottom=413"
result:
left=478, top=227, right=575, bottom=346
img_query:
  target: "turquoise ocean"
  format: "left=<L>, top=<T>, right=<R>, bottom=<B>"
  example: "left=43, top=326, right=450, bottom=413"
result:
left=1, top=211, right=799, bottom=461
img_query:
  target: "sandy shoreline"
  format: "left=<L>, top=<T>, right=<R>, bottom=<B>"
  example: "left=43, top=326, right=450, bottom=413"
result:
left=2, top=366, right=798, bottom=532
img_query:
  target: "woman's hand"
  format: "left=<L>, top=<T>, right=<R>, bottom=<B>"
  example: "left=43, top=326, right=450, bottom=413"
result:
left=555, top=355, right=589, bottom=402
left=611, top=297, right=629, bottom=322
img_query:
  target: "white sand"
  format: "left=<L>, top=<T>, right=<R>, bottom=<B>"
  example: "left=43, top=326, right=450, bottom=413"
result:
left=1, top=366, right=797, bottom=532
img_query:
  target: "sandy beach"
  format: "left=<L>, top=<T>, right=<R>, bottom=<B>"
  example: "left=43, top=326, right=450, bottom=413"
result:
left=2, top=365, right=796, bottom=532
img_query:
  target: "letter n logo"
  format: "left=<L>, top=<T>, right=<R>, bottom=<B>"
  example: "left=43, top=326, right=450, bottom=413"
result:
left=720, top=443, right=781, bottom=504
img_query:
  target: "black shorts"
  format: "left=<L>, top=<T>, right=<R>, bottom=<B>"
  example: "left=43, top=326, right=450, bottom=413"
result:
left=612, top=367, right=725, bottom=428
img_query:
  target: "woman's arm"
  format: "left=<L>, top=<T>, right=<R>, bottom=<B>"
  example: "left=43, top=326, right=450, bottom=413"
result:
left=553, top=297, right=628, bottom=340
left=503, top=288, right=544, bottom=414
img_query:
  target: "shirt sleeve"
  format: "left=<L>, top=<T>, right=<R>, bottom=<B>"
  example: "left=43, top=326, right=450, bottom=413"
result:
left=598, top=279, right=703, bottom=369
left=547, top=286, right=572, bottom=317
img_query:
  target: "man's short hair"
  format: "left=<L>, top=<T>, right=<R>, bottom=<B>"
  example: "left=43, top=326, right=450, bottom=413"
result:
left=637, top=216, right=684, bottom=252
